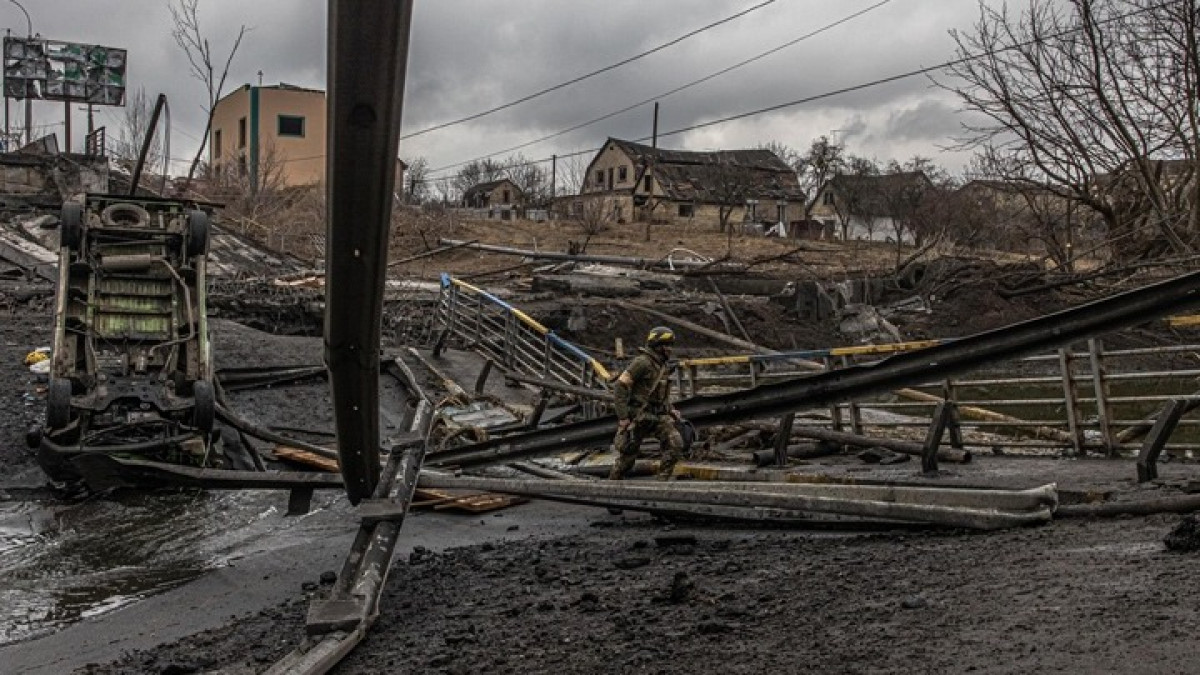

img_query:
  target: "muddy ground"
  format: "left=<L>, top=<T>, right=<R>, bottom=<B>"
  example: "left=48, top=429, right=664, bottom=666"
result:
left=4, top=257, right=1200, bottom=673
left=78, top=515, right=1200, bottom=675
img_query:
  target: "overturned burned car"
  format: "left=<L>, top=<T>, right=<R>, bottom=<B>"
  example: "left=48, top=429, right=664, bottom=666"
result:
left=34, top=195, right=217, bottom=483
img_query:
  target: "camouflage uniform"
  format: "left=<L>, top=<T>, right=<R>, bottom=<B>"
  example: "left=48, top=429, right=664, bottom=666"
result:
left=609, top=346, right=684, bottom=480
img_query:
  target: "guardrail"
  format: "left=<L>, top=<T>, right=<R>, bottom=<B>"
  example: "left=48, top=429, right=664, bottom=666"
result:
left=678, top=338, right=1200, bottom=456
left=433, top=274, right=611, bottom=416
left=433, top=277, right=1200, bottom=457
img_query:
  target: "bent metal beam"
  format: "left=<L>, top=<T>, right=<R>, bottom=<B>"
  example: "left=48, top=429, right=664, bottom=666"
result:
left=325, top=1, right=414, bottom=503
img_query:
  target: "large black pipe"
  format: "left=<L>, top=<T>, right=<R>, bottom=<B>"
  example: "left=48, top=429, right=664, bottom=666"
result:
left=430, top=269, right=1200, bottom=468
left=325, top=1, right=415, bottom=503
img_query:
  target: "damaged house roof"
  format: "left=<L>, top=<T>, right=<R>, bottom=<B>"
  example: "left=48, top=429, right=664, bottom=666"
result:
left=604, top=138, right=805, bottom=203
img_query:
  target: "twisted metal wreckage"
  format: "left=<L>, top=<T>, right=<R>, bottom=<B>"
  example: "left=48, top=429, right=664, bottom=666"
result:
left=271, top=2, right=1200, bottom=669
left=21, top=2, right=1200, bottom=672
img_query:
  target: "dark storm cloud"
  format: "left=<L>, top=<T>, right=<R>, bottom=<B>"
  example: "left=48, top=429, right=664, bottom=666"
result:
left=16, top=0, right=1006, bottom=177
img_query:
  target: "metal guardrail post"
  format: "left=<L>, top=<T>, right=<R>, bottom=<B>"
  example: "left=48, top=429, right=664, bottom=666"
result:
left=823, top=356, right=844, bottom=432
left=503, top=311, right=514, bottom=368
left=1057, top=346, right=1084, bottom=455
left=922, top=401, right=955, bottom=475
left=473, top=294, right=484, bottom=346
left=1089, top=338, right=1116, bottom=456
left=842, top=355, right=863, bottom=434
left=1135, top=399, right=1187, bottom=482
left=941, top=378, right=964, bottom=449
left=775, top=412, right=795, bottom=467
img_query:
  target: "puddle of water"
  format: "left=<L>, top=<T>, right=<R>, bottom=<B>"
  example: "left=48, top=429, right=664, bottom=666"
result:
left=0, top=488, right=323, bottom=646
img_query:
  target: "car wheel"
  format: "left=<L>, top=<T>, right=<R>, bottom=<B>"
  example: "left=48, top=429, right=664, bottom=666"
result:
left=187, top=210, right=210, bottom=258
left=192, top=380, right=215, bottom=433
left=46, top=378, right=72, bottom=429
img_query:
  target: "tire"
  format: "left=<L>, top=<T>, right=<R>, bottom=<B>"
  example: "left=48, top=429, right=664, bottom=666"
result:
left=186, top=210, right=210, bottom=258
left=192, top=380, right=215, bottom=433
left=100, top=202, right=151, bottom=228
left=60, top=202, right=82, bottom=251
left=46, top=378, right=73, bottom=429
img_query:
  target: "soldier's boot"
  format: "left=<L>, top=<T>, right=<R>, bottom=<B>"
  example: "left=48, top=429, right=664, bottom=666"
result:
left=609, top=451, right=638, bottom=480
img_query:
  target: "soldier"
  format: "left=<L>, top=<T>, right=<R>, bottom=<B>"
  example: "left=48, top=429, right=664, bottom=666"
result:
left=610, top=325, right=684, bottom=481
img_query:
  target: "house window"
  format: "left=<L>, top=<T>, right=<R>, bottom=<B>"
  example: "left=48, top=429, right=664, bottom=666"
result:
left=238, top=118, right=247, bottom=148
left=278, top=114, right=305, bottom=137
left=644, top=175, right=653, bottom=192
left=214, top=130, right=222, bottom=160
left=618, top=166, right=628, bottom=182
left=822, top=191, right=834, bottom=205
left=572, top=200, right=582, bottom=216
left=502, top=189, right=511, bottom=203
left=678, top=203, right=694, bottom=218
left=595, top=170, right=604, bottom=186
left=237, top=155, right=247, bottom=177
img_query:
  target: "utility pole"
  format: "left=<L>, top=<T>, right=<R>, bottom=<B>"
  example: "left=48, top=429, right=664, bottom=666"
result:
left=550, top=154, right=556, bottom=200
left=63, top=100, right=70, bottom=153
left=3, top=29, right=9, bottom=151
left=8, top=1, right=34, bottom=146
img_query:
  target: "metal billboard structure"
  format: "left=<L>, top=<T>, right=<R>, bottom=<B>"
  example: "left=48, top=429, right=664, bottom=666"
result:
left=3, top=36, right=127, bottom=105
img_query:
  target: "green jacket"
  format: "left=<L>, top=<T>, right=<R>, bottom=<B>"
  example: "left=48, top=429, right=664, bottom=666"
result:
left=613, top=347, right=672, bottom=420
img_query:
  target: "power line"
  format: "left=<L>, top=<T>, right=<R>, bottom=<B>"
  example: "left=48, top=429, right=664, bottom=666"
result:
left=417, top=1, right=1163, bottom=184
left=423, top=0, right=894, bottom=177
left=399, top=0, right=777, bottom=140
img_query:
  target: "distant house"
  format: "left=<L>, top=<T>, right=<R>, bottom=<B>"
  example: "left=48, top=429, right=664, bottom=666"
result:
left=210, top=82, right=405, bottom=192
left=808, top=172, right=933, bottom=244
left=571, top=138, right=806, bottom=230
left=463, top=178, right=523, bottom=208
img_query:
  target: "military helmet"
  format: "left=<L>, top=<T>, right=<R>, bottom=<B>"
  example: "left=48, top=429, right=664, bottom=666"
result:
left=646, top=325, right=676, bottom=346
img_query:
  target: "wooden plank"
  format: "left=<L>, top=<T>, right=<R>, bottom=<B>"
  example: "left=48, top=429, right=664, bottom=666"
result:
left=275, top=445, right=341, bottom=472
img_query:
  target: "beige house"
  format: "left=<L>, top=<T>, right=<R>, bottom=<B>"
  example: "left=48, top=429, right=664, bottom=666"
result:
left=210, top=83, right=326, bottom=187
left=572, top=138, right=805, bottom=230
left=462, top=178, right=523, bottom=208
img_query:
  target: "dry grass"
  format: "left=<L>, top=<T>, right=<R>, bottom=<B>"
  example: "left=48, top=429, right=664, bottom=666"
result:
left=386, top=213, right=943, bottom=280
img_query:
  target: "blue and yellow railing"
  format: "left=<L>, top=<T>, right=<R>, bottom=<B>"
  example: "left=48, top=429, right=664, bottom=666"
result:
left=436, top=275, right=612, bottom=413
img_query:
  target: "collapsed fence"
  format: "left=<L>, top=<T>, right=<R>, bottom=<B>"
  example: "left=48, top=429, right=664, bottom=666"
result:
left=431, top=275, right=1200, bottom=460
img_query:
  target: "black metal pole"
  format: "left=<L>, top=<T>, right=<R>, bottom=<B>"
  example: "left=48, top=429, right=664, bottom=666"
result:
left=325, top=0, right=415, bottom=503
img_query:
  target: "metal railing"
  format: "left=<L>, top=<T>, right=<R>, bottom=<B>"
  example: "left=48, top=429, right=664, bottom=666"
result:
left=678, top=338, right=1200, bottom=457
left=433, top=278, right=1200, bottom=457
left=433, top=274, right=611, bottom=416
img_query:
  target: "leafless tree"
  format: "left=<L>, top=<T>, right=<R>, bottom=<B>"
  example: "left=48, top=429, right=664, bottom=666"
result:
left=210, top=140, right=290, bottom=246
left=451, top=158, right=504, bottom=201
left=794, top=136, right=846, bottom=222
left=402, top=156, right=430, bottom=205
left=171, top=0, right=247, bottom=190
left=572, top=196, right=614, bottom=254
left=111, top=87, right=162, bottom=173
left=943, top=0, right=1200, bottom=260
left=831, top=155, right=881, bottom=241
left=558, top=152, right=591, bottom=196
left=503, top=154, right=551, bottom=208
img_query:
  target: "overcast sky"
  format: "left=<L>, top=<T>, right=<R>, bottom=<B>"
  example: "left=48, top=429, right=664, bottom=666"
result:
left=11, top=0, right=1014, bottom=184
